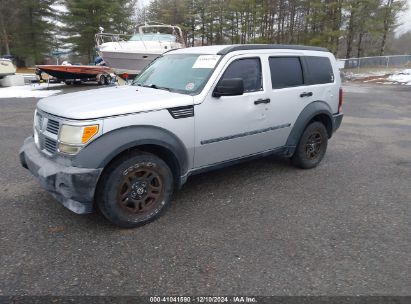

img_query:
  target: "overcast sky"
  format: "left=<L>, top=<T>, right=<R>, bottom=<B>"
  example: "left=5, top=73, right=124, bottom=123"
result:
left=397, top=0, right=411, bottom=34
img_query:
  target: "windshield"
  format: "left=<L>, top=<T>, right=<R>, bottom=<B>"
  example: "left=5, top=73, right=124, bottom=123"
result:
left=132, top=54, right=221, bottom=95
left=129, top=34, right=176, bottom=42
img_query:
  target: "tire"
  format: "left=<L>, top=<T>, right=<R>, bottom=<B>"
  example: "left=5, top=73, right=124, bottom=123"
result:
left=104, top=75, right=111, bottom=85
left=291, top=121, right=328, bottom=169
left=98, top=75, right=105, bottom=85
left=64, top=80, right=72, bottom=85
left=96, top=152, right=174, bottom=228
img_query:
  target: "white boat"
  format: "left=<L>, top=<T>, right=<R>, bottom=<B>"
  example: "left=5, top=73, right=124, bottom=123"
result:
left=96, top=23, right=185, bottom=77
left=0, top=58, right=16, bottom=77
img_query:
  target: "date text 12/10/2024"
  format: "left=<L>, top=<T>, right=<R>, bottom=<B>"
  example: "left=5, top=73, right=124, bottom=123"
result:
left=150, top=296, right=257, bottom=303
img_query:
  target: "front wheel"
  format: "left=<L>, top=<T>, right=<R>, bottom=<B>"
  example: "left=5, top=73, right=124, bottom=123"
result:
left=96, top=152, right=174, bottom=228
left=291, top=121, right=328, bottom=169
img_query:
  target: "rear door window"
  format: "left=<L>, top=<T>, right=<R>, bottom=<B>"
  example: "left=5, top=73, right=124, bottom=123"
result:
left=305, top=56, right=334, bottom=84
left=269, top=57, right=304, bottom=89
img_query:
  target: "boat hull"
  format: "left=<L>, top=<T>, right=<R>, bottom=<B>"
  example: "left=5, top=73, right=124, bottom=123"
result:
left=0, top=59, right=16, bottom=77
left=36, top=65, right=112, bottom=80
left=98, top=51, right=160, bottom=76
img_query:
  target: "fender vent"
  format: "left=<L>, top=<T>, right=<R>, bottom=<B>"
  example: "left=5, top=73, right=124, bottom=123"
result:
left=168, top=106, right=194, bottom=119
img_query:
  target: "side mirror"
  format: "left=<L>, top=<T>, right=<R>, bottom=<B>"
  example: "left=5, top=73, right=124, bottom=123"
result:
left=212, top=78, right=244, bottom=97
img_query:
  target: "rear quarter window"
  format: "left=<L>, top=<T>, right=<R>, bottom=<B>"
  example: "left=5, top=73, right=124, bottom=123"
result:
left=305, top=56, right=334, bottom=84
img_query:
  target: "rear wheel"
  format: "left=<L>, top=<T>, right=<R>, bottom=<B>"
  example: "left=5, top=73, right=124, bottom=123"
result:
left=97, top=152, right=174, bottom=228
left=291, top=121, right=328, bottom=169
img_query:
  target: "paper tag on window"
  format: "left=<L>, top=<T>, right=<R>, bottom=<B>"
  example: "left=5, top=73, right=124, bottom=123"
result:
left=192, top=55, right=221, bottom=69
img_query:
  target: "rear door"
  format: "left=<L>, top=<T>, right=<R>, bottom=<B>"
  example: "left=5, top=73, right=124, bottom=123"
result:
left=263, top=54, right=336, bottom=147
left=303, top=56, right=338, bottom=112
left=262, top=55, right=309, bottom=147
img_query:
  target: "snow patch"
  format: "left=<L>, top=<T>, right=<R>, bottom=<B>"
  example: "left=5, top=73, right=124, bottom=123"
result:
left=387, top=69, right=411, bottom=85
left=0, top=83, right=62, bottom=98
left=344, top=69, right=411, bottom=86
left=343, top=71, right=389, bottom=80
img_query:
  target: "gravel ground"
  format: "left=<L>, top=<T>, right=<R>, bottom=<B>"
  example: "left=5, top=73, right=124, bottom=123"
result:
left=0, top=83, right=410, bottom=296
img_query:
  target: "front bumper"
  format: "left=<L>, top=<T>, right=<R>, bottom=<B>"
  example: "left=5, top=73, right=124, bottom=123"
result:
left=19, top=137, right=102, bottom=214
left=333, top=113, right=343, bottom=132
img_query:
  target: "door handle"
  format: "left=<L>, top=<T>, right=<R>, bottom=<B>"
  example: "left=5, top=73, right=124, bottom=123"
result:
left=300, top=92, right=313, bottom=98
left=254, top=98, right=271, bottom=105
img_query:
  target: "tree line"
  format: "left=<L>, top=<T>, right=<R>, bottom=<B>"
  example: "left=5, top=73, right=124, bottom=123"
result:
left=0, top=0, right=409, bottom=66
left=146, top=0, right=408, bottom=58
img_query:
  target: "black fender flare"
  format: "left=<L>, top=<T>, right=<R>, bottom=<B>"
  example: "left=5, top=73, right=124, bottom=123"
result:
left=72, top=125, right=190, bottom=177
left=286, top=100, right=334, bottom=148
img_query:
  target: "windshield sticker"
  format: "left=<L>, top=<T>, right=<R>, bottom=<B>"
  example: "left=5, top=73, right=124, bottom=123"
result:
left=185, top=82, right=195, bottom=91
left=192, top=55, right=221, bottom=69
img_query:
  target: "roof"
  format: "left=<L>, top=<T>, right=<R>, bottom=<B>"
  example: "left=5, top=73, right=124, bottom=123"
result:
left=217, top=44, right=329, bottom=54
left=168, top=45, right=229, bottom=55
left=167, top=44, right=329, bottom=55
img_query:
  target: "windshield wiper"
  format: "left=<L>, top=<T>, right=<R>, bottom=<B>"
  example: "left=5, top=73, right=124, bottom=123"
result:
left=150, top=84, right=171, bottom=91
left=137, top=83, right=171, bottom=92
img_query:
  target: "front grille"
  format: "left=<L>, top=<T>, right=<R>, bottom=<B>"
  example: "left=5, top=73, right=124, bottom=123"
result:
left=46, top=119, right=60, bottom=134
left=44, top=137, right=57, bottom=154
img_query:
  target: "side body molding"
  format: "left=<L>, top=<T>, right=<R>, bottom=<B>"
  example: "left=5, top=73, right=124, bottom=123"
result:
left=73, top=126, right=190, bottom=176
left=286, top=100, right=334, bottom=148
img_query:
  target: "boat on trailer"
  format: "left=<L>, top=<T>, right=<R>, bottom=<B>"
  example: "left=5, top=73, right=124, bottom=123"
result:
left=0, top=58, right=16, bottom=78
left=95, top=23, right=185, bottom=78
left=36, top=64, right=113, bottom=85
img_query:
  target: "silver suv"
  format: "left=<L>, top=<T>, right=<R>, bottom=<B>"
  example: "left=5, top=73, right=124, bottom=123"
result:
left=19, top=45, right=343, bottom=228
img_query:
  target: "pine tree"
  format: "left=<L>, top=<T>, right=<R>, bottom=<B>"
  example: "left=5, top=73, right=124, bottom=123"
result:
left=0, top=0, right=56, bottom=65
left=62, top=0, right=136, bottom=62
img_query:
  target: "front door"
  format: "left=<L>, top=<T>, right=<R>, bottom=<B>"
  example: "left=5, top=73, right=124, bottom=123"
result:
left=194, top=56, right=273, bottom=168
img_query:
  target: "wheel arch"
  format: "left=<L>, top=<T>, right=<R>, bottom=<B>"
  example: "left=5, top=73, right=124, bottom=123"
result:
left=73, top=125, right=190, bottom=188
left=286, top=100, right=334, bottom=149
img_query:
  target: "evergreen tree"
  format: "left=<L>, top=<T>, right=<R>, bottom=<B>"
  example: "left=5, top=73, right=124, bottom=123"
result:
left=62, top=0, right=136, bottom=62
left=0, top=0, right=56, bottom=65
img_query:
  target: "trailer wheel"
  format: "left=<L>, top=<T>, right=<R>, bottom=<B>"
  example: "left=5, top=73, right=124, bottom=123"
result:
left=64, top=80, right=73, bottom=85
left=104, top=75, right=111, bottom=85
left=98, top=74, right=106, bottom=85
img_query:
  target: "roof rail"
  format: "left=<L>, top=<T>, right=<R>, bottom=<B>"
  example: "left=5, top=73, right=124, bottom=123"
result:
left=217, top=44, right=329, bottom=55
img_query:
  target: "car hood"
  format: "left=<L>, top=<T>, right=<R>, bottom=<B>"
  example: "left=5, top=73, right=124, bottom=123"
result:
left=37, top=85, right=194, bottom=120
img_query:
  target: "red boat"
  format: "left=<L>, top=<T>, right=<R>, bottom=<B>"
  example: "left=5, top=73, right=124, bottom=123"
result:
left=36, top=65, right=114, bottom=85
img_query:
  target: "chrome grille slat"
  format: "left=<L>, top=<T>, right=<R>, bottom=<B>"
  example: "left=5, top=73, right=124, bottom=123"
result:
left=35, top=110, right=61, bottom=155
left=38, top=132, right=45, bottom=151
left=36, top=113, right=43, bottom=128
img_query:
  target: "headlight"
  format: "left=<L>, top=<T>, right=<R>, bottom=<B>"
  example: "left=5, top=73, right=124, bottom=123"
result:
left=58, top=124, right=99, bottom=155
